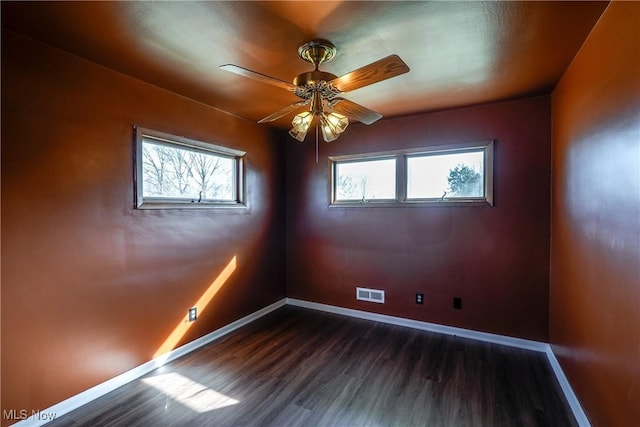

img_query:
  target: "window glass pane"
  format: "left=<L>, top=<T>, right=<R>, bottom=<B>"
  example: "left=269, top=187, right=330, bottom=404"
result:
left=407, top=150, right=484, bottom=199
left=142, top=140, right=234, bottom=201
left=335, top=158, right=396, bottom=200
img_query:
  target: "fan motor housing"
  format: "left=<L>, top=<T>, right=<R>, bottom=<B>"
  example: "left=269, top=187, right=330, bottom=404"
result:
left=293, top=70, right=338, bottom=87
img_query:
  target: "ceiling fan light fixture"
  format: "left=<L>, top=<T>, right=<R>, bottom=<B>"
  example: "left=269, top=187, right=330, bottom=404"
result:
left=220, top=38, right=409, bottom=146
left=325, top=111, right=349, bottom=133
left=291, top=111, right=313, bottom=133
left=320, top=112, right=349, bottom=142
left=290, top=111, right=313, bottom=142
left=288, top=127, right=308, bottom=142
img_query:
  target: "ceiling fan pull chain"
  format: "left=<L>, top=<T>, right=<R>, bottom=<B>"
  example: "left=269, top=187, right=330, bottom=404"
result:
left=316, top=124, right=319, bottom=163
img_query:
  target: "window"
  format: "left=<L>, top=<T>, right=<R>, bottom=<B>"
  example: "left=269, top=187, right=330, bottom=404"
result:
left=407, top=149, right=486, bottom=200
left=134, top=127, right=245, bottom=209
left=330, top=140, right=493, bottom=206
left=334, top=158, right=396, bottom=202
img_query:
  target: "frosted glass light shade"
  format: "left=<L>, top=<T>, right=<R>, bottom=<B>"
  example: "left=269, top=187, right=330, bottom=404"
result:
left=291, top=111, right=313, bottom=132
left=289, top=111, right=313, bottom=142
left=321, top=112, right=349, bottom=142
left=289, top=128, right=308, bottom=142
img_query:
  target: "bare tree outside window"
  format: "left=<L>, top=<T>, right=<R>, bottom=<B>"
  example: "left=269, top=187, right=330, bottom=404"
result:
left=135, top=127, right=245, bottom=209
left=142, top=144, right=172, bottom=196
left=188, top=152, right=233, bottom=200
left=166, top=148, right=193, bottom=197
left=142, top=141, right=235, bottom=201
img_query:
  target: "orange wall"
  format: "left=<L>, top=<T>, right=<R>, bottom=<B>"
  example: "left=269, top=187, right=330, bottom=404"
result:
left=550, top=2, right=640, bottom=426
left=1, top=30, right=286, bottom=421
left=286, top=96, right=552, bottom=341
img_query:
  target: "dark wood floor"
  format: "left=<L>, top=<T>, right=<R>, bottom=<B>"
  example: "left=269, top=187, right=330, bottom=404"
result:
left=49, top=306, right=576, bottom=427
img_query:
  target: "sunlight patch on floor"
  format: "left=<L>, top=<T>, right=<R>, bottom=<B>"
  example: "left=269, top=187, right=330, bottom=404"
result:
left=142, top=372, right=239, bottom=413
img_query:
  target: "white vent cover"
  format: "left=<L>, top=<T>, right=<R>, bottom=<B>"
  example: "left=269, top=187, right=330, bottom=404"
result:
left=356, top=287, right=385, bottom=303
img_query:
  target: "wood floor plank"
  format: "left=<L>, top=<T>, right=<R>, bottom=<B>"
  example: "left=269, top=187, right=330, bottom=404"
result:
left=48, top=307, right=577, bottom=427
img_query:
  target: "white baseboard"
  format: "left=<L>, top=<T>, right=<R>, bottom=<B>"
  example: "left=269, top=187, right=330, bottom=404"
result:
left=286, top=298, right=547, bottom=351
left=14, top=299, right=287, bottom=427
left=545, top=346, right=592, bottom=427
left=286, top=298, right=591, bottom=427
left=15, top=296, right=590, bottom=427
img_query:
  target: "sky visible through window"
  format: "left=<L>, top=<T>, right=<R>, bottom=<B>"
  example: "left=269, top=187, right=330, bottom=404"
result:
left=336, top=158, right=396, bottom=200
left=407, top=151, right=484, bottom=198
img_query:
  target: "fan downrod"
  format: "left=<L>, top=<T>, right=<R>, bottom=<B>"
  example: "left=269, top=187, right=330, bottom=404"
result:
left=298, top=39, right=337, bottom=68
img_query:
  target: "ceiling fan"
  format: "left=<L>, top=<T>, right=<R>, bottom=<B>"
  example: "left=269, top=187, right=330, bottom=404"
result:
left=220, top=39, right=410, bottom=142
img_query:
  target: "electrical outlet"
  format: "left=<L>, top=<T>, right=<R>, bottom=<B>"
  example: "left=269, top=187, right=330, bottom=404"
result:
left=453, top=297, right=462, bottom=310
left=188, top=307, right=197, bottom=322
left=416, top=292, right=424, bottom=304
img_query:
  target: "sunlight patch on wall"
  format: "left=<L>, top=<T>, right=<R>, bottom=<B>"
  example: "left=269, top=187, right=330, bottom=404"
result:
left=142, top=372, right=239, bottom=413
left=153, top=256, right=237, bottom=359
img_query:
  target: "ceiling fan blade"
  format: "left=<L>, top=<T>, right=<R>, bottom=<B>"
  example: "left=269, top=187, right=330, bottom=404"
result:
left=220, top=64, right=299, bottom=92
left=258, top=100, right=309, bottom=123
left=330, top=55, right=410, bottom=93
left=330, top=98, right=383, bottom=125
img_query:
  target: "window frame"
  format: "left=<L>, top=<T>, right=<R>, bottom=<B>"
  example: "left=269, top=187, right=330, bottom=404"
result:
left=329, top=140, right=494, bottom=207
left=134, top=127, right=246, bottom=210
left=332, top=155, right=399, bottom=204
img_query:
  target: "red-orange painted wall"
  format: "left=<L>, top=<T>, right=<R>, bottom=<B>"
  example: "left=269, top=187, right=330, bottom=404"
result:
left=286, top=96, right=552, bottom=342
left=1, top=30, right=286, bottom=423
left=550, top=2, right=640, bottom=426
left=5, top=4, right=638, bottom=425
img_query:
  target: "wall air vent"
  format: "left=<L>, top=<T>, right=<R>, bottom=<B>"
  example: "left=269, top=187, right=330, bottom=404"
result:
left=356, top=287, right=385, bottom=304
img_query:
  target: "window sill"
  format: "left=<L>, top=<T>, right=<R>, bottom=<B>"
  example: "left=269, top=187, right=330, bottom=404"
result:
left=329, top=199, right=493, bottom=208
left=136, top=201, right=247, bottom=210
